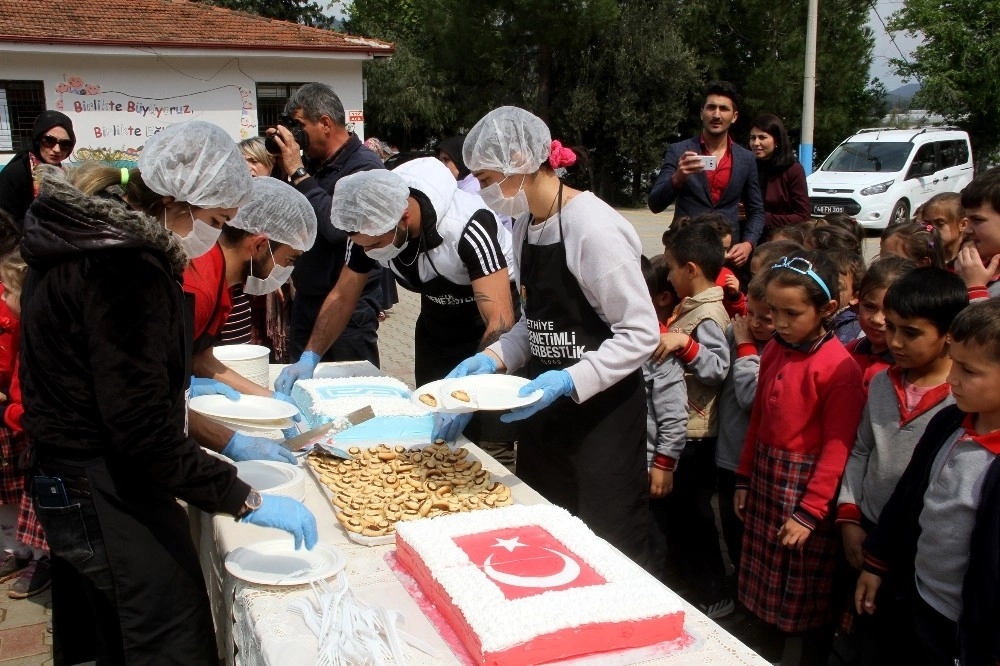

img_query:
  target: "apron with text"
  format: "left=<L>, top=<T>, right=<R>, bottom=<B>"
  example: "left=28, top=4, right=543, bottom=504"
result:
left=517, top=207, right=649, bottom=562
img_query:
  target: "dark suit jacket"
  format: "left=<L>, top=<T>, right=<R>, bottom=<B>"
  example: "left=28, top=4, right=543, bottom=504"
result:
left=648, top=136, right=765, bottom=246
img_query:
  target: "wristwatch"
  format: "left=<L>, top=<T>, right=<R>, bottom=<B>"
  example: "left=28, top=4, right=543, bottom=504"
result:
left=235, top=489, right=262, bottom=521
left=290, top=167, right=309, bottom=181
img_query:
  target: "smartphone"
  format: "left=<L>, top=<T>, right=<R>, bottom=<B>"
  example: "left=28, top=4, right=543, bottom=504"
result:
left=697, top=155, right=718, bottom=171
left=34, top=476, right=70, bottom=508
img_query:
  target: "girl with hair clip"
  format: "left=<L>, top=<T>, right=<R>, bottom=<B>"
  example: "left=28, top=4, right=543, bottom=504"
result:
left=880, top=221, right=946, bottom=269
left=735, top=250, right=865, bottom=664
left=437, top=106, right=659, bottom=562
left=750, top=114, right=812, bottom=235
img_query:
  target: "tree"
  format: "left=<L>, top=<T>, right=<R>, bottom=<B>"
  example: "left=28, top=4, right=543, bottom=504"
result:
left=889, top=0, right=1000, bottom=167
left=677, top=0, right=884, bottom=162
left=197, top=0, right=332, bottom=27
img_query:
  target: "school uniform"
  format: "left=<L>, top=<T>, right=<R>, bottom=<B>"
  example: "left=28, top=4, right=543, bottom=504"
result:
left=736, top=333, right=865, bottom=632
left=837, top=367, right=953, bottom=664
left=715, top=329, right=766, bottom=569
left=847, top=337, right=893, bottom=395
left=863, top=406, right=1000, bottom=666
left=488, top=190, right=658, bottom=562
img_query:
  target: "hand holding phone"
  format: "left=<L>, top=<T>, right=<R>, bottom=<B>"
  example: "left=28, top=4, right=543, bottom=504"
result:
left=697, top=155, right=718, bottom=171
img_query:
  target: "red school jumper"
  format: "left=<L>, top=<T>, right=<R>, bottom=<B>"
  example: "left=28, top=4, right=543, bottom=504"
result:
left=735, top=333, right=865, bottom=632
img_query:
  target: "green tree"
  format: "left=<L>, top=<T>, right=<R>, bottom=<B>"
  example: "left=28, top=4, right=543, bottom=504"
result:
left=678, top=0, right=883, bottom=162
left=197, top=0, right=331, bottom=27
left=889, top=0, right=1000, bottom=167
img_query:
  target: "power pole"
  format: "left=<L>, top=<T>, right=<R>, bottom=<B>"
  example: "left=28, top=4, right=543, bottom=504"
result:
left=800, top=0, right=819, bottom=173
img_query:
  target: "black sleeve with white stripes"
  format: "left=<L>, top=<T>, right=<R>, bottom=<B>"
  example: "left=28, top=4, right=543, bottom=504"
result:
left=344, top=238, right=377, bottom=274
left=457, top=209, right=508, bottom=281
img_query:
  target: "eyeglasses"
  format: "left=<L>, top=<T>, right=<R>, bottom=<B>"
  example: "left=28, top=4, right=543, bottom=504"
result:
left=40, top=135, right=74, bottom=151
left=771, top=256, right=832, bottom=301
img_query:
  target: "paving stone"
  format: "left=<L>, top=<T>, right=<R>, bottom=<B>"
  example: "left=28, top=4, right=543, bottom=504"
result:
left=0, top=623, right=49, bottom=660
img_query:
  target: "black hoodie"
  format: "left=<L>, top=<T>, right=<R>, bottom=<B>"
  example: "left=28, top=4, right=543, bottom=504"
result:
left=19, top=166, right=248, bottom=515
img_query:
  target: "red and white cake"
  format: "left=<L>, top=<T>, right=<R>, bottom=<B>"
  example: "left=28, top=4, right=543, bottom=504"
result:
left=395, top=504, right=685, bottom=665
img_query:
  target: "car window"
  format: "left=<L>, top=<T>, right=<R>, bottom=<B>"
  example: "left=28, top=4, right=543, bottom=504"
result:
left=821, top=142, right=911, bottom=173
left=939, top=141, right=959, bottom=168
left=955, top=140, right=970, bottom=165
left=907, top=143, right=937, bottom=178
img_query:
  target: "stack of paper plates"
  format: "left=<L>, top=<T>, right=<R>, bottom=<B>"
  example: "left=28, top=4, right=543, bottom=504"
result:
left=213, top=344, right=271, bottom=389
left=234, top=460, right=305, bottom=501
left=189, top=394, right=298, bottom=434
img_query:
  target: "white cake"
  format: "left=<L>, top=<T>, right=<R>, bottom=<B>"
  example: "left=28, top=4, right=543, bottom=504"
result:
left=291, top=376, right=429, bottom=429
left=395, top=504, right=685, bottom=665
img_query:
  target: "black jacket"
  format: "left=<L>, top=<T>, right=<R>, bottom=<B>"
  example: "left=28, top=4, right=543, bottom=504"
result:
left=863, top=405, right=1000, bottom=666
left=291, top=133, right=386, bottom=299
left=19, top=166, right=249, bottom=515
left=0, top=152, right=34, bottom=225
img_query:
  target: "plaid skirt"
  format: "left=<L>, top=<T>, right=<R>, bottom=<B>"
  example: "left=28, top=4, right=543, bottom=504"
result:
left=737, top=442, right=839, bottom=632
left=0, top=427, right=26, bottom=504
left=0, top=427, right=45, bottom=549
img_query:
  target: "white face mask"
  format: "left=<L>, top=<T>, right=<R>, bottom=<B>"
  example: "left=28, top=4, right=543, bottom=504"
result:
left=167, top=206, right=222, bottom=259
left=245, top=244, right=294, bottom=296
left=364, top=224, right=408, bottom=265
left=478, top=174, right=530, bottom=218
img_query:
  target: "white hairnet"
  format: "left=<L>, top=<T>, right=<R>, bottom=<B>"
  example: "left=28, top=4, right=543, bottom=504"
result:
left=139, top=120, right=254, bottom=209
left=227, top=177, right=317, bottom=251
left=330, top=170, right=409, bottom=236
left=463, top=106, right=551, bottom=177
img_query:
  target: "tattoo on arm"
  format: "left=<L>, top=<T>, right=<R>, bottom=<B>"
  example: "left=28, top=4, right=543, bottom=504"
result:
left=478, top=314, right=512, bottom=351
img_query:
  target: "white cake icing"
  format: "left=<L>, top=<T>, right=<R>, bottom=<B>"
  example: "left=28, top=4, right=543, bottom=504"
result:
left=291, top=376, right=430, bottom=428
left=395, top=504, right=685, bottom=654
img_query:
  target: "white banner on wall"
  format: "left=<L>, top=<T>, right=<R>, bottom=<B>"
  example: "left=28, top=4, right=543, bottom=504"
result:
left=54, top=73, right=257, bottom=166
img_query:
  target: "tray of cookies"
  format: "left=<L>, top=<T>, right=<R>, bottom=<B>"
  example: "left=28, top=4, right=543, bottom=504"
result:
left=305, top=442, right=513, bottom=546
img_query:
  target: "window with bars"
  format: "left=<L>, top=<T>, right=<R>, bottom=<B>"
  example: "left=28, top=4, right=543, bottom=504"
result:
left=0, top=81, right=46, bottom=152
left=255, top=83, right=307, bottom=133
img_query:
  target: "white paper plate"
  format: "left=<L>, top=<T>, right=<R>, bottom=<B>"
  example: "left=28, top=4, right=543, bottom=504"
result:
left=410, top=379, right=475, bottom=414
left=235, top=460, right=305, bottom=501
left=213, top=344, right=270, bottom=362
left=205, top=414, right=297, bottom=433
left=190, top=394, right=299, bottom=422
left=440, top=375, right=543, bottom=411
left=225, top=540, right=346, bottom=586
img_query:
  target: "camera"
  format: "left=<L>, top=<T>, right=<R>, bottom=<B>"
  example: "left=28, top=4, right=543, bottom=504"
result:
left=264, top=113, right=310, bottom=155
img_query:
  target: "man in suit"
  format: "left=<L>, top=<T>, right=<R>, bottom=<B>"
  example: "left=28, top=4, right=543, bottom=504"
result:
left=648, top=81, right=765, bottom=267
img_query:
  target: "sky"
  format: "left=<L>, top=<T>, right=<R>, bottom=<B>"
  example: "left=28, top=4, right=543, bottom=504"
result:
left=867, top=0, right=923, bottom=89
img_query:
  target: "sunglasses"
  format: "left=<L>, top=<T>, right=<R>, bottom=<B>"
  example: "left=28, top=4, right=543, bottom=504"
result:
left=771, top=256, right=832, bottom=301
left=40, top=135, right=74, bottom=151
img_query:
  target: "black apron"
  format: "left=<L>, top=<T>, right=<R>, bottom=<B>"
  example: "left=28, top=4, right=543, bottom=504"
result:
left=516, top=192, right=650, bottom=562
left=32, top=290, right=217, bottom=666
left=397, top=249, right=486, bottom=387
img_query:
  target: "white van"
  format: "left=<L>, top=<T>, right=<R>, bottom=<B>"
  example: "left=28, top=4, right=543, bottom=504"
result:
left=807, top=127, right=974, bottom=229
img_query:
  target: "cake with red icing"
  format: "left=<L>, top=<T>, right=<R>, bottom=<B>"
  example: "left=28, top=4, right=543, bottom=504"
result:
left=395, top=504, right=685, bottom=665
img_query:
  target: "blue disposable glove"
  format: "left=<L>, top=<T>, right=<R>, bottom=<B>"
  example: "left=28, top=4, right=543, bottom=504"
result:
left=222, top=432, right=297, bottom=465
left=432, top=412, right=474, bottom=443
left=500, top=370, right=574, bottom=423
left=445, top=352, right=497, bottom=380
left=190, top=376, right=240, bottom=400
left=241, top=495, right=318, bottom=550
left=274, top=351, right=320, bottom=395
left=272, top=391, right=302, bottom=422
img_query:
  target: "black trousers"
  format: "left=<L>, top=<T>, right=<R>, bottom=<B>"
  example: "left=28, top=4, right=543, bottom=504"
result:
left=653, top=438, right=727, bottom=603
left=289, top=295, right=379, bottom=367
left=717, top=467, right=744, bottom=571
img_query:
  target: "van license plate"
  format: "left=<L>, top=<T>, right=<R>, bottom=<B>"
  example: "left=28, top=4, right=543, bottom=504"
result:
left=813, top=205, right=845, bottom=214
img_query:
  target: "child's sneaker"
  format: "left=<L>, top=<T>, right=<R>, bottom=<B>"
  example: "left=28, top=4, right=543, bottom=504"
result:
left=698, top=596, right=736, bottom=619
left=0, top=551, right=31, bottom=583
left=8, top=556, right=51, bottom=599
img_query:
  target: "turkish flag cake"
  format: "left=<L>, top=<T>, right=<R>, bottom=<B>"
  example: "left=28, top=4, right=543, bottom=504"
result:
left=395, top=504, right=685, bottom=665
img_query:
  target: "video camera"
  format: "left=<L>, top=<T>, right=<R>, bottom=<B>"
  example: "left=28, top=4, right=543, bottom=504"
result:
left=264, top=113, right=310, bottom=155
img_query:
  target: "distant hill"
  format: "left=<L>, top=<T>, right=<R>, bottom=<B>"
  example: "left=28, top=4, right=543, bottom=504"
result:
left=884, top=83, right=921, bottom=110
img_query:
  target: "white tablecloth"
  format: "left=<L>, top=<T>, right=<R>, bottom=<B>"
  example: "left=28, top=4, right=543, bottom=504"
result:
left=195, top=362, right=770, bottom=666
